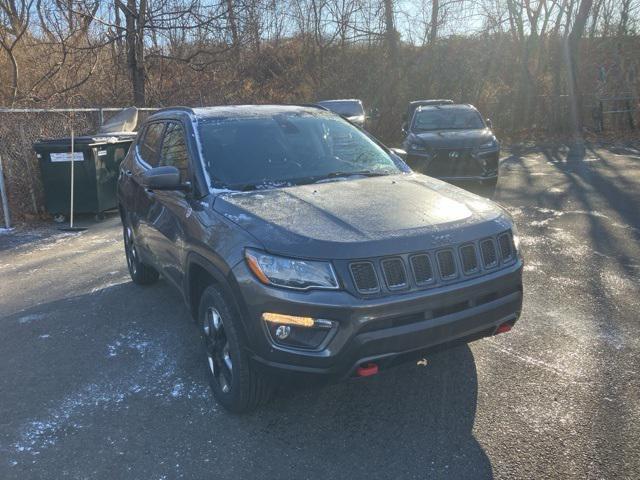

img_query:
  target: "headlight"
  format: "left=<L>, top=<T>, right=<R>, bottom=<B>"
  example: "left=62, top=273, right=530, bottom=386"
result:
left=478, top=138, right=498, bottom=149
left=245, top=249, right=339, bottom=290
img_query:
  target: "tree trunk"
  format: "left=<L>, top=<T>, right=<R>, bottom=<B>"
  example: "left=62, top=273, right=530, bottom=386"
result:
left=567, top=0, right=593, bottom=133
left=383, top=0, right=398, bottom=63
left=124, top=0, right=146, bottom=106
left=429, top=0, right=439, bottom=44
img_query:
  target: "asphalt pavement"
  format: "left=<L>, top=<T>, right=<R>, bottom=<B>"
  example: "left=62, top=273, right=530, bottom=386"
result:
left=1, top=143, right=639, bottom=479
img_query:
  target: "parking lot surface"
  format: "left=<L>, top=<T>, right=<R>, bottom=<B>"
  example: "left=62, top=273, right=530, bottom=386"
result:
left=1, top=144, right=639, bottom=479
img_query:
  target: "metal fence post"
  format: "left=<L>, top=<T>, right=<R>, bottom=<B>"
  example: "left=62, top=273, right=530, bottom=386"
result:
left=0, top=152, right=11, bottom=229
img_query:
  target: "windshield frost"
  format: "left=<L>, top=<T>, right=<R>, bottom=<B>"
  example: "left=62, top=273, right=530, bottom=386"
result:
left=198, top=111, right=401, bottom=190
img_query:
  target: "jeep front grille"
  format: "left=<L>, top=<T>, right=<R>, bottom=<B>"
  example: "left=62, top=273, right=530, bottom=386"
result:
left=459, top=244, right=479, bottom=274
left=410, top=254, right=434, bottom=285
left=381, top=258, right=407, bottom=290
left=437, top=250, right=457, bottom=279
left=346, top=230, right=516, bottom=296
left=480, top=239, right=498, bottom=268
left=350, top=262, right=379, bottom=293
left=498, top=233, right=513, bottom=261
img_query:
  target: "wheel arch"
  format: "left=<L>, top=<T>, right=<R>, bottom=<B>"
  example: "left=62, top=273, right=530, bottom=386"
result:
left=185, top=253, right=250, bottom=340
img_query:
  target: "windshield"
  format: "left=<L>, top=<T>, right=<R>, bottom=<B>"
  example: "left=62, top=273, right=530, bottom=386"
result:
left=317, top=101, right=364, bottom=117
left=198, top=111, right=402, bottom=190
left=412, top=108, right=485, bottom=131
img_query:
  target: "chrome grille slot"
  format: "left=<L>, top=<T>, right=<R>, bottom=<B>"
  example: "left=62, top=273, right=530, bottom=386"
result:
left=410, top=254, right=434, bottom=285
left=498, top=232, right=513, bottom=261
left=480, top=239, right=498, bottom=268
left=381, top=258, right=408, bottom=290
left=459, top=244, right=479, bottom=274
left=437, top=250, right=457, bottom=279
left=349, top=262, right=379, bottom=293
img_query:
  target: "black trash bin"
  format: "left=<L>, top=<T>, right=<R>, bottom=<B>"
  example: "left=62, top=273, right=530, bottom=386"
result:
left=34, top=134, right=136, bottom=219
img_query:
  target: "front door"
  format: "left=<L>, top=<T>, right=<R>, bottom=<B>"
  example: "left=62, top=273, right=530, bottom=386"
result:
left=143, top=121, right=195, bottom=288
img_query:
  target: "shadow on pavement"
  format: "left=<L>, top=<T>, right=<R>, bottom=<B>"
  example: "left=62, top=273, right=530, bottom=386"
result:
left=1, top=279, right=492, bottom=479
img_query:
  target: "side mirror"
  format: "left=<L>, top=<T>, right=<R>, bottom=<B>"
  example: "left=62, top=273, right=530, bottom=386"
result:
left=390, top=147, right=407, bottom=160
left=486, top=118, right=493, bottom=129
left=141, top=166, right=190, bottom=191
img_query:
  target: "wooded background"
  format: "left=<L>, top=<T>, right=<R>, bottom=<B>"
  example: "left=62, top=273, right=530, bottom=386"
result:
left=1, top=0, right=639, bottom=220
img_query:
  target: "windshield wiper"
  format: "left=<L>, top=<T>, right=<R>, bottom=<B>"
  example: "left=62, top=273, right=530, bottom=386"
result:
left=318, top=170, right=388, bottom=181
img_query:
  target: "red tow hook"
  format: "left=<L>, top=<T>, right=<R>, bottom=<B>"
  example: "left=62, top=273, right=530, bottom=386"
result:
left=495, top=322, right=512, bottom=335
left=356, top=363, right=379, bottom=377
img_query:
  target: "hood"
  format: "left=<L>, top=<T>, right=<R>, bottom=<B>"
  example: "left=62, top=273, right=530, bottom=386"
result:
left=213, top=174, right=511, bottom=260
left=414, top=129, right=493, bottom=149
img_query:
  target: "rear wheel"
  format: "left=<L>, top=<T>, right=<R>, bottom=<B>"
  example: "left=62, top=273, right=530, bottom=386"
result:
left=199, top=285, right=272, bottom=413
left=123, top=223, right=159, bottom=285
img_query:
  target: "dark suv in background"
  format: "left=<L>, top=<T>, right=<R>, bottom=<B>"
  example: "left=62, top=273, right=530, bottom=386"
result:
left=402, top=103, right=500, bottom=191
left=117, top=105, right=523, bottom=413
left=316, top=99, right=367, bottom=128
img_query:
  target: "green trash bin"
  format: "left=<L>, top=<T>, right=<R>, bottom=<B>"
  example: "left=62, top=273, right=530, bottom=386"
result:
left=34, top=134, right=136, bottom=219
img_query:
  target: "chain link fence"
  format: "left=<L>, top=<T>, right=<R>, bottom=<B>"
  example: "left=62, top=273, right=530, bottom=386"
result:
left=0, top=109, right=157, bottom=225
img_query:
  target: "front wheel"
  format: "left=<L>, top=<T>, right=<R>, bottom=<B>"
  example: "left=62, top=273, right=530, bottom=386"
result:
left=123, top=223, right=159, bottom=285
left=199, top=285, right=272, bottom=413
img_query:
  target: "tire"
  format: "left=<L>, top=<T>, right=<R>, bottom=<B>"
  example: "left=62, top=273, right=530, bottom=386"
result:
left=122, top=222, right=159, bottom=285
left=199, top=285, right=272, bottom=413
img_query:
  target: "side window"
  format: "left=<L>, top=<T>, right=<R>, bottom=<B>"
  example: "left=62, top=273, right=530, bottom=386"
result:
left=160, top=122, right=190, bottom=180
left=138, top=123, right=165, bottom=167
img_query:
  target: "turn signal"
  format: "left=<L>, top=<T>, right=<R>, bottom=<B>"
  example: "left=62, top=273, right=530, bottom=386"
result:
left=262, top=312, right=315, bottom=328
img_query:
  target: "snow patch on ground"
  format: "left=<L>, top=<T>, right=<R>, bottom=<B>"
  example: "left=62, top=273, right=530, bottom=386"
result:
left=11, top=329, right=213, bottom=457
left=90, top=277, right=130, bottom=294
left=523, top=261, right=543, bottom=272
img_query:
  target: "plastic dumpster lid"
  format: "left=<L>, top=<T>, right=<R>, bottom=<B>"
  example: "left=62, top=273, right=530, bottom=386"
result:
left=98, top=107, right=138, bottom=134
left=33, top=133, right=137, bottom=148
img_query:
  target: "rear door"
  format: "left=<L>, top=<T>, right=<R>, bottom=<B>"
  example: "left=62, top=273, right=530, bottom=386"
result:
left=143, top=121, right=195, bottom=287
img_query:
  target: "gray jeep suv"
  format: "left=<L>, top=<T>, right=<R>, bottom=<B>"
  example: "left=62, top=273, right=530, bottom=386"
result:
left=117, top=105, right=523, bottom=412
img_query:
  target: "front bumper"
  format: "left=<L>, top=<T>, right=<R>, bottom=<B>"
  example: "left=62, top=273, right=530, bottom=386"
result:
left=232, top=259, right=523, bottom=382
left=406, top=148, right=499, bottom=183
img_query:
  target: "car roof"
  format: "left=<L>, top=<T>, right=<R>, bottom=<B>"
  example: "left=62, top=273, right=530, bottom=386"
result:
left=408, top=99, right=454, bottom=107
left=316, top=99, right=363, bottom=105
left=415, top=103, right=477, bottom=112
left=146, top=104, right=332, bottom=122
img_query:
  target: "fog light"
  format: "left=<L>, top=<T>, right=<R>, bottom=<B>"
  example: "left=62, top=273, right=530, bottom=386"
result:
left=262, top=313, right=336, bottom=349
left=275, top=325, right=291, bottom=340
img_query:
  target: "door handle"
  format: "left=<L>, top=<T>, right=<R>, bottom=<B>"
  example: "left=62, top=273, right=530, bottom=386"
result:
left=124, top=170, right=133, bottom=176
